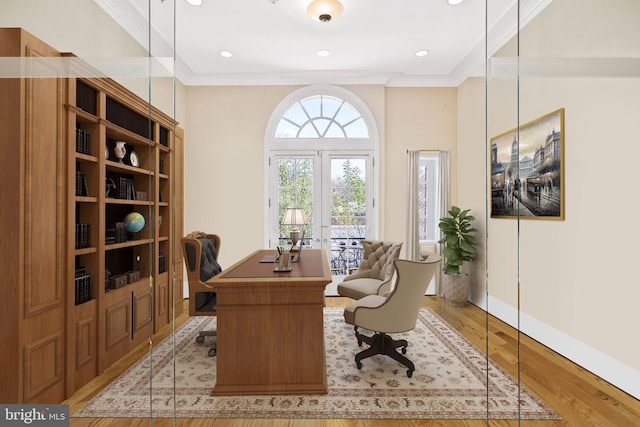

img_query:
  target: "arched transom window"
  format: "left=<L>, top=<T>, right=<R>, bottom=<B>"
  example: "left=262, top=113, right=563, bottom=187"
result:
left=275, top=95, right=369, bottom=139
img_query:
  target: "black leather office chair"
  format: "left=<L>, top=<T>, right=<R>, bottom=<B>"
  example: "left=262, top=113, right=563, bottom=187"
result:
left=181, top=231, right=222, bottom=357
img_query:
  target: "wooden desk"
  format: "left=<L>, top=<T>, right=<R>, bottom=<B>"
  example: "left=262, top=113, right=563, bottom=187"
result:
left=207, top=249, right=332, bottom=396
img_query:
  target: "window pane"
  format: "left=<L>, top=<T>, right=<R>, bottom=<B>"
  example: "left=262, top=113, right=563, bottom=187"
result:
left=283, top=102, right=308, bottom=126
left=418, top=154, right=439, bottom=242
left=330, top=158, right=367, bottom=274
left=274, top=94, right=369, bottom=140
left=278, top=158, right=313, bottom=243
left=299, top=122, right=319, bottom=138
left=343, top=117, right=369, bottom=138
left=322, top=96, right=342, bottom=118
left=313, top=118, right=331, bottom=136
left=300, top=96, right=321, bottom=118
left=275, top=119, right=299, bottom=138
left=325, top=122, right=345, bottom=138
left=334, top=103, right=360, bottom=125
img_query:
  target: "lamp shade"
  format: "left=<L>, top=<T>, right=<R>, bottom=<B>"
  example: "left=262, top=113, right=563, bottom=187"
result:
left=307, top=0, right=344, bottom=22
left=282, top=208, right=307, bottom=226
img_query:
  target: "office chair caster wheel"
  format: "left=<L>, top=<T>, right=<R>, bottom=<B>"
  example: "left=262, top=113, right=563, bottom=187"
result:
left=208, top=348, right=217, bottom=357
left=356, top=361, right=362, bottom=369
left=407, top=369, right=413, bottom=378
left=196, top=336, right=205, bottom=343
left=401, top=347, right=407, bottom=354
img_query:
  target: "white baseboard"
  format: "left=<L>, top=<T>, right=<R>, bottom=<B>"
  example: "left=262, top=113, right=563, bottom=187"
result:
left=486, top=295, right=640, bottom=400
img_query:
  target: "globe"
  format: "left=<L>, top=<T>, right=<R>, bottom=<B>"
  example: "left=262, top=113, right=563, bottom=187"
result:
left=124, top=212, right=145, bottom=234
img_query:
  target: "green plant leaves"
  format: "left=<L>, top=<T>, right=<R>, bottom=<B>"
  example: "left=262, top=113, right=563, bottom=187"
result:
left=438, top=205, right=477, bottom=275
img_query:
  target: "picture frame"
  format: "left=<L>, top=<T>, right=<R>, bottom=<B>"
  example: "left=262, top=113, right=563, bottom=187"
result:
left=490, top=108, right=565, bottom=220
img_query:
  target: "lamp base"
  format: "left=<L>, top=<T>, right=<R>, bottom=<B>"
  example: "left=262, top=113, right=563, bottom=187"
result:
left=289, top=229, right=300, bottom=250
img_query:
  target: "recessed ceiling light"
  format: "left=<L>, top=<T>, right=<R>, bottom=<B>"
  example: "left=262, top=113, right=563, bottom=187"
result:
left=186, top=0, right=203, bottom=5
left=317, top=50, right=331, bottom=57
left=448, top=0, right=464, bottom=5
left=220, top=51, right=233, bottom=58
left=415, top=50, right=429, bottom=57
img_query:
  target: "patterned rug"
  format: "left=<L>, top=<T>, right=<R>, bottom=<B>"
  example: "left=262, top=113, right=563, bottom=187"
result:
left=74, top=308, right=559, bottom=420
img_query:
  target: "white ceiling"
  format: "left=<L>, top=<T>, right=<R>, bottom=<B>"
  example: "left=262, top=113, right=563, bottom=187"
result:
left=96, top=0, right=550, bottom=87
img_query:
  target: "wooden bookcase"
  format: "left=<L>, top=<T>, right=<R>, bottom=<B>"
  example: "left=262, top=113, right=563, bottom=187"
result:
left=0, top=28, right=184, bottom=403
left=67, top=76, right=182, bottom=388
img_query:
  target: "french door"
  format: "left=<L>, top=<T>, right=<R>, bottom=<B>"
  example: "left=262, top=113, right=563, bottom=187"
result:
left=268, top=150, right=374, bottom=274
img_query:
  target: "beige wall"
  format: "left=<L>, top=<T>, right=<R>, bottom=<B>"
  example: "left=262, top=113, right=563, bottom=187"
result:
left=183, top=85, right=293, bottom=266
left=184, top=84, right=454, bottom=266
left=456, top=0, right=640, bottom=396
left=383, top=88, right=458, bottom=247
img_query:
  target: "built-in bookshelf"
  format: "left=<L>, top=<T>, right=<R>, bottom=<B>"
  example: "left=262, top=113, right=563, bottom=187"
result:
left=68, top=76, right=182, bottom=386
left=1, top=27, right=183, bottom=404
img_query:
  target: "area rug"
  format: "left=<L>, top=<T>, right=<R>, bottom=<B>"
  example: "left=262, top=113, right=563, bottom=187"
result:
left=74, top=308, right=559, bottom=420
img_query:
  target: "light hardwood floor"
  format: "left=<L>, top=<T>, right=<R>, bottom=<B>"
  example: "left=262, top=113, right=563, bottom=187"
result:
left=65, top=297, right=640, bottom=427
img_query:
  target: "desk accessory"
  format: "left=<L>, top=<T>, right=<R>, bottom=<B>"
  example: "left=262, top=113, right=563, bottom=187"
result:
left=281, top=208, right=307, bottom=251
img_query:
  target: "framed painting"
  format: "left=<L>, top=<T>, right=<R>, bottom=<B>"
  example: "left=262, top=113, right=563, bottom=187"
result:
left=490, top=108, right=565, bottom=220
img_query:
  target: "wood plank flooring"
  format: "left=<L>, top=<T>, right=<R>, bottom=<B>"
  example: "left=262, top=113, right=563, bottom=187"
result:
left=65, top=297, right=640, bottom=427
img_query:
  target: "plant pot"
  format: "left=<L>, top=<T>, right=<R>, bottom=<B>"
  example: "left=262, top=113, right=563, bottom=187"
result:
left=442, top=273, right=470, bottom=307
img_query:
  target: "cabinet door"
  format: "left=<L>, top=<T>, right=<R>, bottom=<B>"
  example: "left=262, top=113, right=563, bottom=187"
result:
left=153, top=272, right=170, bottom=332
left=132, top=282, right=151, bottom=347
left=101, top=290, right=132, bottom=371
left=72, top=300, right=98, bottom=391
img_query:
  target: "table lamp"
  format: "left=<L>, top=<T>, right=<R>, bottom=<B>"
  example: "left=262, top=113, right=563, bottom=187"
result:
left=282, top=208, right=307, bottom=251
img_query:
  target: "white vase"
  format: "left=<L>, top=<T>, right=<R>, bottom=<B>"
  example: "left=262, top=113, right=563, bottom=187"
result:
left=443, top=273, right=470, bottom=307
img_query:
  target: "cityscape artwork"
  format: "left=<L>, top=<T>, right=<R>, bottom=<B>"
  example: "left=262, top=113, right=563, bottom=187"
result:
left=490, top=108, right=565, bottom=220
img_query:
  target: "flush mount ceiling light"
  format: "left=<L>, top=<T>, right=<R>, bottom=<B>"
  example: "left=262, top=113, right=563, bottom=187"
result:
left=220, top=51, right=233, bottom=58
left=307, top=0, right=344, bottom=22
left=415, top=50, right=429, bottom=57
left=186, top=0, right=203, bottom=5
left=448, top=0, right=464, bottom=5
left=317, top=50, right=331, bottom=57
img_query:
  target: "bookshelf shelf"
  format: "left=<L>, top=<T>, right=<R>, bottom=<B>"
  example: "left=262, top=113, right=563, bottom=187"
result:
left=75, top=247, right=98, bottom=256
left=105, top=238, right=153, bottom=251
left=76, top=196, right=98, bottom=203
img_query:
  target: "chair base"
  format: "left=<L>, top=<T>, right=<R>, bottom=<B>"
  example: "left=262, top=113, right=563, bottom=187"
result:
left=354, top=328, right=414, bottom=377
left=195, top=330, right=217, bottom=357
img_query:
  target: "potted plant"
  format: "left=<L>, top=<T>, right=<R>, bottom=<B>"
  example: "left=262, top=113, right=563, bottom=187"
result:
left=438, top=206, right=477, bottom=306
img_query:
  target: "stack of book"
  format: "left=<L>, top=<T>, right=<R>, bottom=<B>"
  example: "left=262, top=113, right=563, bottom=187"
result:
left=75, top=223, right=91, bottom=249
left=74, top=267, right=92, bottom=305
left=118, top=177, right=136, bottom=200
left=158, top=251, right=166, bottom=273
left=115, top=222, right=127, bottom=243
left=75, top=128, right=92, bottom=155
left=105, top=223, right=127, bottom=245
left=75, top=170, right=89, bottom=196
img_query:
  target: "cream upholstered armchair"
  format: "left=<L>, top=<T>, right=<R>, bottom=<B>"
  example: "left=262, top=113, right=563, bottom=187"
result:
left=336, top=240, right=403, bottom=300
left=343, top=255, right=442, bottom=377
